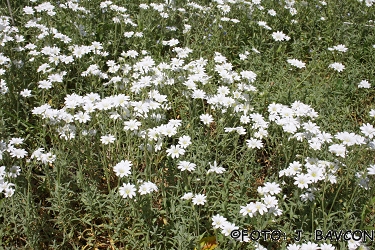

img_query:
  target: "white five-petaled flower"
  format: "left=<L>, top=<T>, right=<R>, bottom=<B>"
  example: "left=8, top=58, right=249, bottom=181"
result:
left=262, top=182, right=282, bottom=195
left=360, top=123, right=375, bottom=138
left=262, top=195, right=278, bottom=208
left=20, top=89, right=32, bottom=97
left=178, top=135, right=191, bottom=148
left=124, top=119, right=142, bottom=131
left=294, top=174, right=312, bottom=189
left=119, top=183, right=136, bottom=198
left=331, top=44, right=348, bottom=52
left=212, top=214, right=228, bottom=229
left=329, top=62, right=345, bottom=72
left=221, top=222, right=239, bottom=237
left=207, top=161, right=226, bottom=174
left=100, top=134, right=116, bottom=144
left=166, top=145, right=185, bottom=158
left=272, top=31, right=289, bottom=41
left=329, top=144, right=346, bottom=157
left=181, top=192, right=194, bottom=200
left=192, top=193, right=207, bottom=205
left=9, top=166, right=21, bottom=178
left=254, top=201, right=268, bottom=215
left=177, top=161, right=196, bottom=172
left=138, top=181, right=158, bottom=195
left=246, top=138, right=263, bottom=149
left=287, top=59, right=306, bottom=69
left=113, top=160, right=132, bottom=177
left=240, top=202, right=256, bottom=217
left=358, top=80, right=371, bottom=89
left=200, top=113, right=214, bottom=125
left=9, top=148, right=28, bottom=158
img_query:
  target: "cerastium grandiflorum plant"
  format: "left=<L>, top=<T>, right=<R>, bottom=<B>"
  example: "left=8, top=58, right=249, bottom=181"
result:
left=0, top=0, right=375, bottom=249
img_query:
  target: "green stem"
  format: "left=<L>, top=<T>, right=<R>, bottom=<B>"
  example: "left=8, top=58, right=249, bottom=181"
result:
left=6, top=0, right=15, bottom=26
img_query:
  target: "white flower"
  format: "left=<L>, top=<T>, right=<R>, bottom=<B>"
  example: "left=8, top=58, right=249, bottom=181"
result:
left=74, top=111, right=91, bottom=123
left=160, top=125, right=177, bottom=137
left=113, top=160, right=132, bottom=177
left=286, top=243, right=301, bottom=250
left=20, top=89, right=32, bottom=97
left=300, top=191, right=315, bottom=202
left=9, top=138, right=24, bottom=145
left=192, top=194, right=207, bottom=205
left=262, top=195, right=278, bottom=208
left=9, top=148, right=28, bottom=158
left=0, top=166, right=6, bottom=178
left=221, top=222, right=238, bottom=236
left=252, top=47, right=261, bottom=53
left=177, top=161, right=196, bottom=172
left=358, top=80, right=371, bottom=89
left=119, top=183, right=136, bottom=198
left=246, top=138, right=263, bottom=149
left=268, top=9, right=276, bottom=16
left=207, top=161, right=226, bottom=174
left=8, top=166, right=21, bottom=178
left=254, top=202, right=267, bottom=215
left=240, top=115, right=250, bottom=124
left=301, top=242, right=319, bottom=250
left=287, top=59, right=306, bottom=68
left=212, top=214, right=227, bottom=229
left=319, top=243, right=335, bottom=250
left=4, top=187, right=15, bottom=198
left=258, top=21, right=272, bottom=30
left=333, top=44, right=348, bottom=52
left=263, top=182, right=282, bottom=195
left=200, top=114, right=214, bottom=125
left=124, top=119, right=142, bottom=131
left=138, top=181, right=158, bottom=195
left=100, top=135, right=116, bottom=145
left=181, top=192, right=194, bottom=200
left=124, top=31, right=134, bottom=38
left=348, top=238, right=361, bottom=250
left=329, top=62, right=345, bottom=72
left=294, top=174, right=312, bottom=189
left=307, top=165, right=324, bottom=182
left=38, top=80, right=53, bottom=89
left=240, top=70, right=257, bottom=82
left=40, top=152, right=56, bottom=164
left=166, top=145, right=185, bottom=158
left=178, top=135, right=191, bottom=148
left=360, top=123, right=375, bottom=138
left=328, top=144, right=346, bottom=157
left=272, top=31, right=287, bottom=41
left=240, top=202, right=256, bottom=217
left=239, top=53, right=247, bottom=60
left=335, top=132, right=362, bottom=146
left=368, top=164, right=375, bottom=175
left=23, top=6, right=35, bottom=14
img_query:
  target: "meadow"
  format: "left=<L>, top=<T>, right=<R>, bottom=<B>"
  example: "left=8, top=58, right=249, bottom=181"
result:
left=0, top=0, right=375, bottom=249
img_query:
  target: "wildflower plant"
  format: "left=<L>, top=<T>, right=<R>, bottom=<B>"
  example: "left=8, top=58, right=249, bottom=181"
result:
left=0, top=0, right=374, bottom=249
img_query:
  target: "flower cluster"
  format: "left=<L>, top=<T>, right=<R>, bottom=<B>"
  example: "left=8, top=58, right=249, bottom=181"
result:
left=119, top=181, right=158, bottom=199
left=240, top=182, right=282, bottom=217
left=181, top=192, right=207, bottom=205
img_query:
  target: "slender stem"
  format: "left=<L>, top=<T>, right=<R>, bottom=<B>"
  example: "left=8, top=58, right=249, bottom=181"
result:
left=322, top=176, right=328, bottom=230
left=6, top=0, right=15, bottom=26
left=328, top=177, right=345, bottom=216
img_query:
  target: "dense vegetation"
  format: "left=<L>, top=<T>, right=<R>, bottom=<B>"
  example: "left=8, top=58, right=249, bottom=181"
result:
left=0, top=0, right=375, bottom=249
